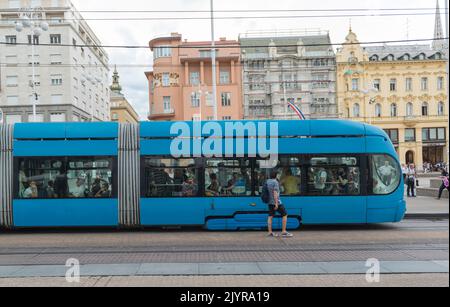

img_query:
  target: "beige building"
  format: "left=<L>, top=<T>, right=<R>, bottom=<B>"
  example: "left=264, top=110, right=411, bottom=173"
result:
left=110, top=67, right=139, bottom=124
left=336, top=24, right=448, bottom=169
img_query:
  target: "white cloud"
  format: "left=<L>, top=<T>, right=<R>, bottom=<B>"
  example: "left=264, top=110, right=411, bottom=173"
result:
left=71, top=0, right=441, bottom=120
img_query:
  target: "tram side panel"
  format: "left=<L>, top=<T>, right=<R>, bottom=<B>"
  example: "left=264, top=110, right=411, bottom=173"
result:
left=12, top=123, right=120, bottom=228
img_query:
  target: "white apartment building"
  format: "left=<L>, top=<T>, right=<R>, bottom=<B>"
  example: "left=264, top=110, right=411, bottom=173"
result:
left=0, top=0, right=110, bottom=123
left=240, top=30, right=337, bottom=120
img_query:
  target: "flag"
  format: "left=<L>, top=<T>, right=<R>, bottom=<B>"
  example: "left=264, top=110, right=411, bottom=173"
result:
left=287, top=100, right=306, bottom=120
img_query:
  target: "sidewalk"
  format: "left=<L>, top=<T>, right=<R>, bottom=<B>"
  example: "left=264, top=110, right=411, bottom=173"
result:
left=405, top=196, right=449, bottom=219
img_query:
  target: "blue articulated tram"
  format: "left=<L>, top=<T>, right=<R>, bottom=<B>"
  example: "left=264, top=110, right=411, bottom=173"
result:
left=0, top=120, right=406, bottom=230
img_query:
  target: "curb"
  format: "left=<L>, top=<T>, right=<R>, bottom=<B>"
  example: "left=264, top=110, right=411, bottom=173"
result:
left=404, top=213, right=449, bottom=220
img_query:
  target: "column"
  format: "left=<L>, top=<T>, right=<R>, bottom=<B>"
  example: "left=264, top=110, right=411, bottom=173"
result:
left=184, top=62, right=189, bottom=85
left=231, top=60, right=235, bottom=84
left=200, top=61, right=205, bottom=85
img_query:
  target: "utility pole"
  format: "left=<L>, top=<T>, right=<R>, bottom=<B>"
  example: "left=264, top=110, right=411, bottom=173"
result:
left=445, top=0, right=449, bottom=164
left=210, top=0, right=218, bottom=120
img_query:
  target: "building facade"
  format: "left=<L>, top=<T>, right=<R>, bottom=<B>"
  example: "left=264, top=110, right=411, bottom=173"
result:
left=336, top=28, right=448, bottom=168
left=146, top=33, right=243, bottom=121
left=110, top=67, right=139, bottom=124
left=239, top=30, right=337, bottom=120
left=0, top=0, right=110, bottom=123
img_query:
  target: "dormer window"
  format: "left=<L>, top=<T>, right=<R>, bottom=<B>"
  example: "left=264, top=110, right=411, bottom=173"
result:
left=370, top=55, right=379, bottom=61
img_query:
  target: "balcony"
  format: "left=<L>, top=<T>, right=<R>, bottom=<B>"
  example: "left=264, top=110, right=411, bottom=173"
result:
left=148, top=109, right=175, bottom=120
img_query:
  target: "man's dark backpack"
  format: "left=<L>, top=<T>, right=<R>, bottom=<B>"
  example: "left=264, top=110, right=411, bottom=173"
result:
left=261, top=181, right=270, bottom=204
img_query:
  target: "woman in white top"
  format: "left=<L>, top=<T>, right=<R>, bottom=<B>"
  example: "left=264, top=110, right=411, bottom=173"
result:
left=406, top=164, right=417, bottom=197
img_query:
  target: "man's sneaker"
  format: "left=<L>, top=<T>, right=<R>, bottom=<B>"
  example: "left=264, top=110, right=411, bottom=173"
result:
left=281, top=232, right=294, bottom=238
left=267, top=233, right=279, bottom=237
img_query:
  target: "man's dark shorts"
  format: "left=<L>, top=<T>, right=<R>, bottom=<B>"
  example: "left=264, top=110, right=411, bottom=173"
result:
left=268, top=204, right=288, bottom=217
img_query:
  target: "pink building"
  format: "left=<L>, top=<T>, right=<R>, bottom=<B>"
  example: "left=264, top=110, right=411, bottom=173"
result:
left=146, top=33, right=243, bottom=121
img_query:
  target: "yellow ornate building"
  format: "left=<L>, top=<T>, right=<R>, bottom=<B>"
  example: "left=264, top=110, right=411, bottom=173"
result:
left=336, top=28, right=448, bottom=169
left=110, top=67, right=140, bottom=124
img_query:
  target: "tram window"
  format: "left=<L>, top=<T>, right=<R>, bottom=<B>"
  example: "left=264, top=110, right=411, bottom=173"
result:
left=205, top=158, right=251, bottom=197
left=16, top=157, right=114, bottom=199
left=371, top=155, right=401, bottom=195
left=255, top=156, right=302, bottom=196
left=67, top=158, right=113, bottom=198
left=143, top=158, right=199, bottom=197
left=307, top=156, right=361, bottom=196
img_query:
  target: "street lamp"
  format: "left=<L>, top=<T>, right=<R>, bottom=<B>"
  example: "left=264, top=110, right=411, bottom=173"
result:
left=14, top=7, right=49, bottom=123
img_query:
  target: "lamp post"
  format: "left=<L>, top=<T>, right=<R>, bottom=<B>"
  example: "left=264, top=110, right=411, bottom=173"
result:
left=210, top=0, right=218, bottom=121
left=14, top=7, right=49, bottom=123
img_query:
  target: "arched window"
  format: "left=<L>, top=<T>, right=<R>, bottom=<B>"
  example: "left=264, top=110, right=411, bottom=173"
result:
left=438, top=101, right=445, bottom=116
left=406, top=102, right=414, bottom=117
left=375, top=104, right=382, bottom=117
left=422, top=102, right=429, bottom=116
left=390, top=103, right=397, bottom=117
left=353, top=103, right=360, bottom=117
left=370, top=55, right=379, bottom=61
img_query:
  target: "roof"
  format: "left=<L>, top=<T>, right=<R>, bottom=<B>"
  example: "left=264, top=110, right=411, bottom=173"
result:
left=239, top=35, right=333, bottom=54
left=364, top=44, right=446, bottom=61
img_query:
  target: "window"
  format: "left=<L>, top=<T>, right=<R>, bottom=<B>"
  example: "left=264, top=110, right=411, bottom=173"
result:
left=28, top=55, right=40, bottom=65
left=437, top=77, right=444, bottom=91
left=51, top=75, right=63, bottom=86
left=199, top=50, right=212, bottom=58
left=220, top=71, right=230, bottom=84
left=438, top=102, right=445, bottom=116
left=50, top=113, right=66, bottom=122
left=384, top=129, right=399, bottom=144
left=421, top=77, right=428, bottom=91
left=5, top=114, right=22, bottom=124
left=353, top=103, right=360, bottom=117
left=351, top=78, right=359, bottom=91
left=255, top=156, right=302, bottom=196
left=9, top=0, right=20, bottom=8
left=162, top=73, right=170, bottom=87
left=5, top=55, right=17, bottom=65
left=422, top=102, right=429, bottom=116
left=27, top=35, right=40, bottom=45
left=375, top=104, right=382, bottom=117
left=6, top=76, right=18, bottom=87
left=222, top=116, right=232, bottom=120
left=406, top=102, right=414, bottom=117
left=153, top=46, right=172, bottom=60
left=190, top=72, right=200, bottom=86
left=50, top=34, right=61, bottom=45
left=306, top=156, right=360, bottom=196
left=389, top=79, right=397, bottom=92
left=205, top=159, right=251, bottom=197
left=390, top=103, right=397, bottom=117
left=191, top=92, right=200, bottom=108
left=16, top=157, right=115, bottom=199
left=142, top=158, right=199, bottom=197
left=370, top=155, right=401, bottom=195
left=5, top=35, right=17, bottom=44
left=51, top=94, right=63, bottom=104
left=50, top=54, right=62, bottom=64
left=405, top=129, right=416, bottom=142
left=221, top=93, right=231, bottom=107
left=28, top=114, right=44, bottom=122
left=163, top=96, right=171, bottom=112
left=6, top=96, right=19, bottom=105
left=373, top=79, right=381, bottom=91
left=405, top=78, right=413, bottom=91
left=422, top=128, right=446, bottom=142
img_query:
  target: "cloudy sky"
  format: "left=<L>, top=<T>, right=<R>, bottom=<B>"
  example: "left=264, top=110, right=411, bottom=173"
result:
left=71, top=0, right=445, bottom=119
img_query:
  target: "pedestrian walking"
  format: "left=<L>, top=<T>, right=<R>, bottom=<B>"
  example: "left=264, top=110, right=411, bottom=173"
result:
left=401, top=164, right=407, bottom=184
left=406, top=164, right=417, bottom=197
left=262, top=171, right=293, bottom=238
left=436, top=169, right=450, bottom=200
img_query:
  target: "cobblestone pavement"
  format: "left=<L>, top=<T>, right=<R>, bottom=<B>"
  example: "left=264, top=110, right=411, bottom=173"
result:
left=0, top=219, right=447, bottom=266
left=0, top=274, right=448, bottom=287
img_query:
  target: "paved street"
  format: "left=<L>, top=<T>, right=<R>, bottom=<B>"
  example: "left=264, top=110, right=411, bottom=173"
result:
left=0, top=218, right=448, bottom=286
